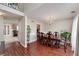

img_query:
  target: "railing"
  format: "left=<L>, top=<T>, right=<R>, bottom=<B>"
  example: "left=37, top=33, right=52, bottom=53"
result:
left=0, top=3, right=19, bottom=11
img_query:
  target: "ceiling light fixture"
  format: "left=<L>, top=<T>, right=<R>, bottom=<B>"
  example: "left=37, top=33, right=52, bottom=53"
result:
left=71, top=11, right=76, bottom=13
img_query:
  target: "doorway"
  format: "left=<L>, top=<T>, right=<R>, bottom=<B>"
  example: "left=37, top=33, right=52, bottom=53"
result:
left=4, top=24, right=19, bottom=45
left=37, top=24, right=40, bottom=41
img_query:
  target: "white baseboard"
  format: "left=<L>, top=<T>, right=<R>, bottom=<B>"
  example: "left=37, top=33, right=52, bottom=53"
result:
left=20, top=42, right=26, bottom=48
left=29, top=39, right=37, bottom=43
left=20, top=39, right=37, bottom=48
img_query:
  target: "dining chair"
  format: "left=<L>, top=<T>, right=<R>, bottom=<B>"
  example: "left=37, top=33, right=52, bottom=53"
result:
left=53, top=32, right=59, bottom=39
left=46, top=33, right=53, bottom=47
left=39, top=32, right=46, bottom=45
left=53, top=32, right=61, bottom=48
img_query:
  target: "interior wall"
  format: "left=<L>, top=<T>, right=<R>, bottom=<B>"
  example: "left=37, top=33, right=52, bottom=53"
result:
left=27, top=18, right=46, bottom=43
left=46, top=19, right=73, bottom=33
left=77, top=16, right=79, bottom=56
left=0, top=16, right=4, bottom=55
left=76, top=15, right=79, bottom=56
left=0, top=16, right=4, bottom=42
left=4, top=18, right=19, bottom=24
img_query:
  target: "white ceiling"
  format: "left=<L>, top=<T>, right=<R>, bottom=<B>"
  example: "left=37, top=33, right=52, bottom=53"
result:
left=1, top=3, right=79, bottom=22
left=24, top=3, right=79, bottom=23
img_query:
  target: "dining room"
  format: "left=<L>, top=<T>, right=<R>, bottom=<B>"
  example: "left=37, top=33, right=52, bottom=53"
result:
left=26, top=3, right=79, bottom=56
left=27, top=16, right=73, bottom=56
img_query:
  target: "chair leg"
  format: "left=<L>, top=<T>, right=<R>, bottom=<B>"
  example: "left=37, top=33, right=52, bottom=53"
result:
left=47, top=43, right=49, bottom=47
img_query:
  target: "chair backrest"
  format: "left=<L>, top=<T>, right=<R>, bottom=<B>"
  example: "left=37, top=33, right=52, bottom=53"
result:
left=50, top=34, right=54, bottom=38
left=40, top=32, right=44, bottom=40
left=53, top=32, right=59, bottom=38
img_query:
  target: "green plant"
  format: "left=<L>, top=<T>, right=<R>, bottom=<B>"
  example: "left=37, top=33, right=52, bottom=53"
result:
left=61, top=32, right=71, bottom=41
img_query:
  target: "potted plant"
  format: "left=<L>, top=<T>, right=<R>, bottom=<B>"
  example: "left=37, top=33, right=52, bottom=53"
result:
left=60, top=32, right=71, bottom=55
left=27, top=25, right=31, bottom=42
left=61, top=31, right=71, bottom=47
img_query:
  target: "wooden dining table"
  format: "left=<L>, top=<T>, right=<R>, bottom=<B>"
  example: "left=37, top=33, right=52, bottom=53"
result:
left=43, top=36, right=61, bottom=48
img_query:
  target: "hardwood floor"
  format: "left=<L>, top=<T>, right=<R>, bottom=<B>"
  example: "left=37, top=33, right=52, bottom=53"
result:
left=4, top=42, right=27, bottom=56
left=4, top=41, right=73, bottom=56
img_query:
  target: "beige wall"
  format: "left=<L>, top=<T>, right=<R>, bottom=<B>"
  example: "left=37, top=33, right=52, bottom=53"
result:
left=46, top=19, right=73, bottom=33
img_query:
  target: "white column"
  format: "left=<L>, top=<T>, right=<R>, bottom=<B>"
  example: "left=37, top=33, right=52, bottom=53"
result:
left=18, top=16, right=27, bottom=48
left=25, top=16, right=27, bottom=48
